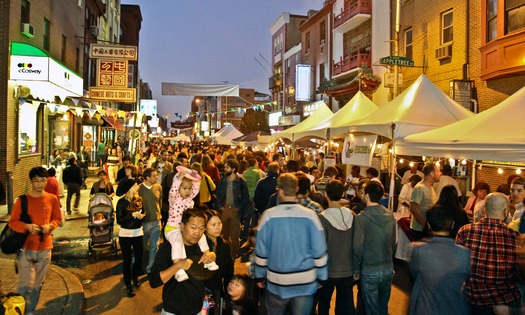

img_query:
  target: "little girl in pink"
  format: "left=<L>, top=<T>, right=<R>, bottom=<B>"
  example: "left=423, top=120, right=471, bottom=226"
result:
left=165, top=165, right=218, bottom=282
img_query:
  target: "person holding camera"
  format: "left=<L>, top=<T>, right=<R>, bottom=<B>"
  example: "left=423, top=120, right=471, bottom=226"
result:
left=7, top=167, right=62, bottom=315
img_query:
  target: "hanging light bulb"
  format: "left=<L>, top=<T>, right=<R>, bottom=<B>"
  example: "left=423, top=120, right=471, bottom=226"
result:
left=478, top=164, right=483, bottom=170
left=461, top=159, right=467, bottom=165
left=436, top=161, right=441, bottom=167
left=409, top=162, right=414, bottom=167
left=517, top=169, right=522, bottom=175
left=399, top=158, right=404, bottom=164
left=449, top=158, right=455, bottom=164
left=498, top=168, right=504, bottom=174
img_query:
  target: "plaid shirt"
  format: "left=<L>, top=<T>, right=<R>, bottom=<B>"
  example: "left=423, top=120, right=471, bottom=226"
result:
left=298, top=197, right=323, bottom=214
left=456, top=218, right=521, bottom=306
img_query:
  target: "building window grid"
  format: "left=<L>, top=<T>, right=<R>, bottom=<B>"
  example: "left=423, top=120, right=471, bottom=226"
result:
left=404, top=28, right=413, bottom=59
left=43, top=18, right=51, bottom=51
left=61, top=35, right=67, bottom=62
left=506, top=0, right=525, bottom=34
left=21, top=0, right=30, bottom=23
left=305, top=32, right=311, bottom=53
left=320, top=21, right=326, bottom=44
left=487, top=0, right=498, bottom=41
left=441, top=9, right=453, bottom=45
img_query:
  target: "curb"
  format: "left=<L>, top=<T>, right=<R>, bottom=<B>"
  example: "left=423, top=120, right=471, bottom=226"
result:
left=48, top=264, right=85, bottom=315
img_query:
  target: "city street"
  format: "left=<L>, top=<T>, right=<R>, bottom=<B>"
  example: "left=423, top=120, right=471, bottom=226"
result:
left=1, top=174, right=411, bottom=314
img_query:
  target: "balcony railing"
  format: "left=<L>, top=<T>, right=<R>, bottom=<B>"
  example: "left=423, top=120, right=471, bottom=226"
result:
left=269, top=73, right=282, bottom=90
left=334, top=0, right=372, bottom=29
left=333, top=51, right=371, bottom=76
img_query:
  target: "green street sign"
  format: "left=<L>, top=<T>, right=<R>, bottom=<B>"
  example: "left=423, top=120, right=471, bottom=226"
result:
left=380, top=56, right=414, bottom=67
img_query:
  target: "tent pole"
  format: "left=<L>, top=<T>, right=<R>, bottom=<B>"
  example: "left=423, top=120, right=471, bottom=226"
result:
left=389, top=124, right=396, bottom=211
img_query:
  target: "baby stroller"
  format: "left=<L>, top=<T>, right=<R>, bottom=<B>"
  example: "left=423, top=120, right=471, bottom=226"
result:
left=87, top=193, right=117, bottom=255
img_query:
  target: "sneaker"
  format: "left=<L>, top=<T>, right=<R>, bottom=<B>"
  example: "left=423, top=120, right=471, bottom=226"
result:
left=174, top=269, right=189, bottom=282
left=67, top=211, right=72, bottom=215
left=73, top=207, right=80, bottom=212
left=132, top=277, right=140, bottom=288
left=126, top=285, right=136, bottom=297
left=204, top=261, right=219, bottom=271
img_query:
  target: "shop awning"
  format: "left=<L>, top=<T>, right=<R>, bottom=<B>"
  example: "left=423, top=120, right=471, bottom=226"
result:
left=102, top=115, right=126, bottom=131
left=9, top=42, right=83, bottom=102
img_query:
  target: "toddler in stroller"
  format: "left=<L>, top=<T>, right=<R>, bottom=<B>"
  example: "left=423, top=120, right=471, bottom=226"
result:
left=88, top=193, right=117, bottom=255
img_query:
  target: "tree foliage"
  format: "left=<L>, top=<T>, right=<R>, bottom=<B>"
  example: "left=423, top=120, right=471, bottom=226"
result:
left=239, top=108, right=270, bottom=134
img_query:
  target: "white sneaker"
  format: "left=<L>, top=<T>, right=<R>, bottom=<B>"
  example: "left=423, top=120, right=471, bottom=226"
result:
left=204, top=261, right=219, bottom=271
left=174, top=269, right=189, bottom=282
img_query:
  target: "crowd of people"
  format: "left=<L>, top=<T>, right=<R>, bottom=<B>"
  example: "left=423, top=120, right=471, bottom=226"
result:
left=8, top=137, right=525, bottom=315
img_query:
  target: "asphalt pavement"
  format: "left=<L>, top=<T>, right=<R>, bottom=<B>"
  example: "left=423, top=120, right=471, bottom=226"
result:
left=0, top=174, right=411, bottom=315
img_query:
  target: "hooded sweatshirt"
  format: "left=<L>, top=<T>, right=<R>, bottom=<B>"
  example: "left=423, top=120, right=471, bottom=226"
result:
left=352, top=204, right=396, bottom=273
left=319, top=207, right=355, bottom=278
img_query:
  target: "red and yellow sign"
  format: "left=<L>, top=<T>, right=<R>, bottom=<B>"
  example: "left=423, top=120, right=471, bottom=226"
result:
left=97, top=60, right=128, bottom=87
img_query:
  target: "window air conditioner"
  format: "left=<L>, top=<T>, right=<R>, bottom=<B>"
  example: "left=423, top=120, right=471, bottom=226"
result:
left=90, top=26, right=99, bottom=37
left=320, top=39, right=325, bottom=46
left=435, top=44, right=452, bottom=60
left=21, top=23, right=34, bottom=38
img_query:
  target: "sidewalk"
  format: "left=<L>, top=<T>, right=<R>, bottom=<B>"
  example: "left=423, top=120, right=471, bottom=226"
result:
left=0, top=175, right=101, bottom=315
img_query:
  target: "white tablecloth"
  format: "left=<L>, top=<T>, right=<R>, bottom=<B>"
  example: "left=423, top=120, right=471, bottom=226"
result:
left=394, top=212, right=413, bottom=261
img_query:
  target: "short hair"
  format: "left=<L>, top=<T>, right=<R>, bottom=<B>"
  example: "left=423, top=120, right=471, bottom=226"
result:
left=225, top=158, right=239, bottom=173
left=511, top=177, right=525, bottom=187
left=267, top=162, right=279, bottom=173
left=442, top=164, right=453, bottom=176
left=326, top=179, right=344, bottom=201
left=287, top=160, right=300, bottom=173
left=277, top=173, right=298, bottom=197
left=497, top=184, right=511, bottom=196
left=143, top=167, right=156, bottom=179
left=177, top=152, right=188, bottom=160
left=409, top=175, right=422, bottom=183
left=122, top=155, right=131, bottom=162
left=181, top=208, right=207, bottom=225
left=309, top=166, right=319, bottom=173
left=351, top=165, right=361, bottom=173
left=247, top=158, right=257, bottom=167
left=191, top=162, right=203, bottom=174
left=473, top=181, right=490, bottom=195
left=422, top=163, right=437, bottom=177
left=426, top=205, right=454, bottom=232
left=295, top=172, right=312, bottom=195
left=484, top=192, right=509, bottom=218
left=364, top=181, right=384, bottom=203
left=319, top=152, right=325, bottom=158
left=29, top=167, right=49, bottom=180
left=323, top=166, right=338, bottom=178
left=47, top=167, right=56, bottom=177
left=366, top=167, right=379, bottom=178
left=97, top=170, right=107, bottom=177
left=299, top=165, right=310, bottom=173
left=507, top=174, right=521, bottom=186
left=272, top=153, right=283, bottom=162
left=68, top=157, right=76, bottom=165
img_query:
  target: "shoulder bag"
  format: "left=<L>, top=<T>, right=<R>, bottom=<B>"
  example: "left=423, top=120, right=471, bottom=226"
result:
left=0, top=195, right=31, bottom=254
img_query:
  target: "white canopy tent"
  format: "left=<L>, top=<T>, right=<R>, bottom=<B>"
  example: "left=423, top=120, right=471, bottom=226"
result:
left=293, top=91, right=379, bottom=141
left=397, top=85, right=525, bottom=163
left=346, top=75, right=474, bottom=139
left=213, top=124, right=243, bottom=145
left=270, top=101, right=333, bottom=142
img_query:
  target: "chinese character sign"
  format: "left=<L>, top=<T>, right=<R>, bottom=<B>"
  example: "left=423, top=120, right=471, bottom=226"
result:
left=97, top=60, right=128, bottom=87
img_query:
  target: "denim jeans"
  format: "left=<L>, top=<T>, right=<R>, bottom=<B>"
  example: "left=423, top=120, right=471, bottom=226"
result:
left=317, top=276, right=356, bottom=315
left=18, top=249, right=52, bottom=314
left=142, top=220, right=161, bottom=273
left=265, top=290, right=314, bottom=315
left=360, top=269, right=394, bottom=315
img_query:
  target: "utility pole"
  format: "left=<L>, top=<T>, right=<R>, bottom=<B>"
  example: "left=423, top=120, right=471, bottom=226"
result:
left=393, top=0, right=401, bottom=97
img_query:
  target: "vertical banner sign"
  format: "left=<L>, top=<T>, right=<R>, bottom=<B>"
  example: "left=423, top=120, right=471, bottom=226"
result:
left=342, top=134, right=377, bottom=166
left=295, top=64, right=312, bottom=101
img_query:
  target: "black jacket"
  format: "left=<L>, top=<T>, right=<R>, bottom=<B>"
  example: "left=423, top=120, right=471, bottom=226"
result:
left=62, top=164, right=82, bottom=185
left=116, top=198, right=143, bottom=230
left=253, top=171, right=278, bottom=212
left=205, top=236, right=234, bottom=293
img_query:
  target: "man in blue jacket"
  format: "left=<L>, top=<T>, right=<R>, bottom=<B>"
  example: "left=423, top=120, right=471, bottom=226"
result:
left=255, top=173, right=328, bottom=314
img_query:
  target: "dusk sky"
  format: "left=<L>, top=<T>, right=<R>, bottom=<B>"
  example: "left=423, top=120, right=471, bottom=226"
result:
left=121, top=0, right=322, bottom=124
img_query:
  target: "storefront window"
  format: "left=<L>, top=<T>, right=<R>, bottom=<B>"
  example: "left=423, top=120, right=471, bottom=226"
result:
left=51, top=120, right=70, bottom=150
left=19, top=101, right=40, bottom=155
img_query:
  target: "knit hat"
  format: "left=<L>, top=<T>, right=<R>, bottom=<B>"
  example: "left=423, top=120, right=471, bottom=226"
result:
left=176, top=165, right=202, bottom=181
left=116, top=178, right=136, bottom=197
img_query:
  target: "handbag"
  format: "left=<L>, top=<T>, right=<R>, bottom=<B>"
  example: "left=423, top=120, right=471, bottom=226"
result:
left=0, top=195, right=31, bottom=254
left=204, top=176, right=217, bottom=210
left=1, top=292, right=25, bottom=315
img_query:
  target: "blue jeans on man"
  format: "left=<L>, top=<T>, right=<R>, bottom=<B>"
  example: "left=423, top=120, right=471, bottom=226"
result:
left=360, top=269, right=394, bottom=315
left=265, top=290, right=314, bottom=315
left=142, top=220, right=161, bottom=273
